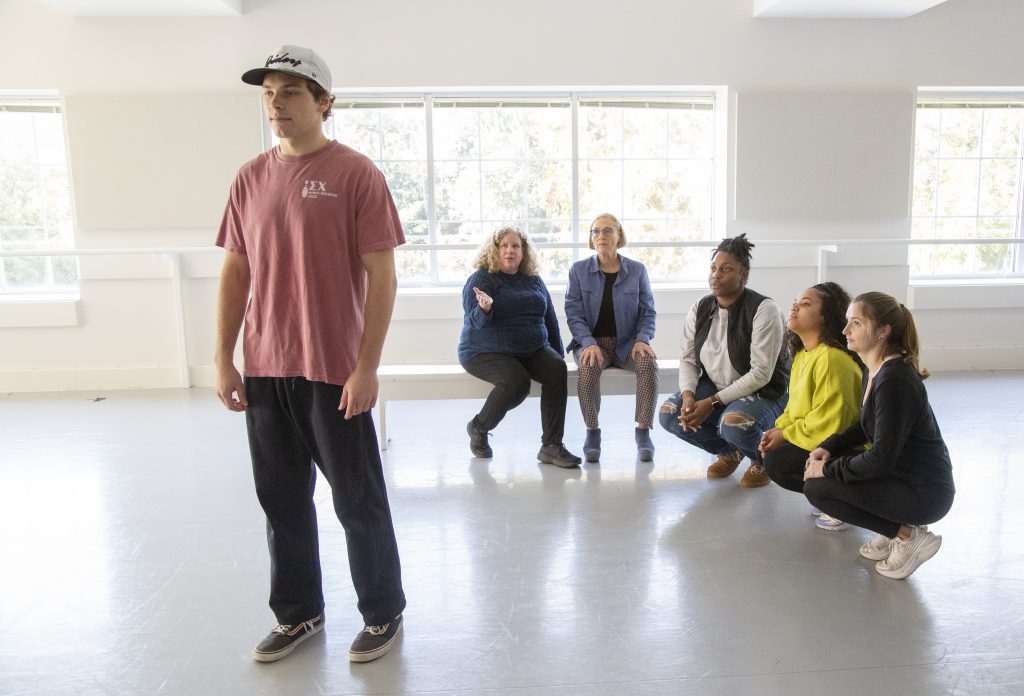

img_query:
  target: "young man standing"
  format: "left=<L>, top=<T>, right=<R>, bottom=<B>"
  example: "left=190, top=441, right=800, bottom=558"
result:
left=214, top=45, right=406, bottom=664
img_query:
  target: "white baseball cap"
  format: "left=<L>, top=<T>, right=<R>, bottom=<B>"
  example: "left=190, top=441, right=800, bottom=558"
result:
left=241, top=45, right=332, bottom=92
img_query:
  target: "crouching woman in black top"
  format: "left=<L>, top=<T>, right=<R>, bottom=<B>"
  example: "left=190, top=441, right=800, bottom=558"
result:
left=803, top=291, right=954, bottom=580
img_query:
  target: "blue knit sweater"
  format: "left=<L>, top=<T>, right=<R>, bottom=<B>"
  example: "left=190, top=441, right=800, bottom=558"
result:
left=457, top=269, right=564, bottom=364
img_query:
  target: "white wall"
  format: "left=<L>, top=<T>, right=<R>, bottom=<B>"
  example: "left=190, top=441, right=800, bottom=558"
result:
left=1, top=0, right=1022, bottom=390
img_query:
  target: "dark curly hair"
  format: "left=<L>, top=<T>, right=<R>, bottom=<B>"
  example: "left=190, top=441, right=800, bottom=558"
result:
left=786, top=282, right=860, bottom=368
left=712, top=233, right=755, bottom=270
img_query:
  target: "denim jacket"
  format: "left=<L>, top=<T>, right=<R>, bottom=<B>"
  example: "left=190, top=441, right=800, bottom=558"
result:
left=565, top=254, right=656, bottom=364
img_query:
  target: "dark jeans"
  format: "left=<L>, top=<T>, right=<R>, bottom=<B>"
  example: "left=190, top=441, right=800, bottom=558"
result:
left=764, top=440, right=812, bottom=492
left=804, top=470, right=955, bottom=538
left=462, top=346, right=568, bottom=445
left=244, top=376, right=406, bottom=627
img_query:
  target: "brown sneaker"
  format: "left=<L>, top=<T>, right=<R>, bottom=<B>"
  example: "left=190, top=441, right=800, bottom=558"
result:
left=740, top=462, right=771, bottom=488
left=707, top=451, right=743, bottom=478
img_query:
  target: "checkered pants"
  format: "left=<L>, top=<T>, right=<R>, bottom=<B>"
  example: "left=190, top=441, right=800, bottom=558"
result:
left=575, top=335, right=659, bottom=429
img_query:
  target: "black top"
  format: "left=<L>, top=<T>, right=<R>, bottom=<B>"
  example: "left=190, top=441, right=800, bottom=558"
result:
left=592, top=271, right=618, bottom=338
left=821, top=359, right=955, bottom=495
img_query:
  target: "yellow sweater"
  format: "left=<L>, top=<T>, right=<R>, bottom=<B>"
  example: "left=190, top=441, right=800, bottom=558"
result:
left=775, top=343, right=863, bottom=451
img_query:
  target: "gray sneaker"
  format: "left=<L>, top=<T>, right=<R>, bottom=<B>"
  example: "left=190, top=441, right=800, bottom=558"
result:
left=252, top=613, right=324, bottom=662
left=538, top=443, right=582, bottom=468
left=349, top=614, right=403, bottom=663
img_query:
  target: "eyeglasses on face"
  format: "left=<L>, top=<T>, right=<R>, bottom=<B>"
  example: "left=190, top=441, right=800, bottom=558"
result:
left=590, top=227, right=617, bottom=237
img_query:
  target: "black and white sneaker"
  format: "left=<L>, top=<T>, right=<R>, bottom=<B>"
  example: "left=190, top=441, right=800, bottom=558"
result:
left=349, top=614, right=403, bottom=663
left=252, top=613, right=324, bottom=662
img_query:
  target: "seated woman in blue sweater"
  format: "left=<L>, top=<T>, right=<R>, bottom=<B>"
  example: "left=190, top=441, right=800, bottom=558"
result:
left=803, top=292, right=955, bottom=579
left=565, top=214, right=658, bottom=463
left=459, top=227, right=582, bottom=468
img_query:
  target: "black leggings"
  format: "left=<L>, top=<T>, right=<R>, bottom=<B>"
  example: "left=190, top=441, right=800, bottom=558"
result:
left=804, top=475, right=954, bottom=538
left=763, top=440, right=812, bottom=493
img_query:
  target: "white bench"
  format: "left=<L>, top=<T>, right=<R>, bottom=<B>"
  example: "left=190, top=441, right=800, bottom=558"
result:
left=374, top=358, right=679, bottom=449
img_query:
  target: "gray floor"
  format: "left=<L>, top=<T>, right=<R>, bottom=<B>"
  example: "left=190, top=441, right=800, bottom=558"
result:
left=1, top=371, right=1022, bottom=696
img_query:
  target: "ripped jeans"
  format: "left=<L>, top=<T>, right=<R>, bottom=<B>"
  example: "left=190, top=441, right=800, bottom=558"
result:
left=658, top=375, right=787, bottom=464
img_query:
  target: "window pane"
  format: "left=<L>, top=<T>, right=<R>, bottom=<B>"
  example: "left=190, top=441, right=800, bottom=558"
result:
left=978, top=158, right=1021, bottom=216
left=912, top=100, right=1024, bottom=278
left=481, top=161, right=525, bottom=221
left=579, top=160, right=622, bottom=217
left=622, top=109, right=668, bottom=159
left=667, top=160, right=713, bottom=220
left=526, top=161, right=572, bottom=220
left=0, top=165, right=41, bottom=227
left=435, top=161, right=481, bottom=222
left=669, top=109, right=714, bottom=159
left=981, top=108, right=1023, bottom=158
left=331, top=109, right=382, bottom=160
left=379, top=109, right=426, bottom=160
left=936, top=158, right=980, bottom=216
left=940, top=108, right=982, bottom=158
left=912, top=158, right=938, bottom=217
left=914, top=108, right=941, bottom=159
left=3, top=256, right=47, bottom=288
left=433, top=108, right=479, bottom=160
left=381, top=162, right=427, bottom=221
left=579, top=107, right=621, bottom=159
left=0, top=106, right=78, bottom=293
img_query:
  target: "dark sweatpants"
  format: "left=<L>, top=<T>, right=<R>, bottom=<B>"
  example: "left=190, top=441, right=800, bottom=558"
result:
left=244, top=376, right=406, bottom=627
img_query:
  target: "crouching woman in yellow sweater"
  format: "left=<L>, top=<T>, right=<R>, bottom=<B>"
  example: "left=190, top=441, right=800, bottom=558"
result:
left=759, top=282, right=862, bottom=527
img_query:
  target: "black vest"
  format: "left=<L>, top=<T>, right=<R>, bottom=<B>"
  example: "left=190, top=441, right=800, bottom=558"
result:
left=693, top=288, right=790, bottom=400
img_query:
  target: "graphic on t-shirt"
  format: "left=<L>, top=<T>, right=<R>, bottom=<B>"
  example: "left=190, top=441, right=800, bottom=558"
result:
left=301, top=180, right=338, bottom=199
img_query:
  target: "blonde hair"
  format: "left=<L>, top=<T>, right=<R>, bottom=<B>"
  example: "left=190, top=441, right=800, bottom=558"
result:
left=587, top=213, right=627, bottom=251
left=473, top=227, right=539, bottom=276
left=853, top=291, right=929, bottom=379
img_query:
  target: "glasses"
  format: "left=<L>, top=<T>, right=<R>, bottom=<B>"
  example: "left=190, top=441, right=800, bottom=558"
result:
left=590, top=227, right=617, bottom=238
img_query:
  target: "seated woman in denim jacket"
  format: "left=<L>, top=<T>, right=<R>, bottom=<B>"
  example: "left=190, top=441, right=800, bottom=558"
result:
left=565, top=213, right=658, bottom=463
left=459, top=227, right=582, bottom=469
left=658, top=234, right=790, bottom=488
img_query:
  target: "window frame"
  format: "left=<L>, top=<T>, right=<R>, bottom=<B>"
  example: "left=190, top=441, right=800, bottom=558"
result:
left=910, top=90, right=1024, bottom=282
left=0, top=92, right=79, bottom=298
left=261, top=87, right=727, bottom=288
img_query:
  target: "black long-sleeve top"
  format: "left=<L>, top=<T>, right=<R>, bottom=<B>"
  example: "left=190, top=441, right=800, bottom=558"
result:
left=820, top=359, right=954, bottom=495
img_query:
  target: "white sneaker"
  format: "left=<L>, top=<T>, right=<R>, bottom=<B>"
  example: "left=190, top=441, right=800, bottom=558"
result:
left=859, top=533, right=893, bottom=560
left=814, top=514, right=850, bottom=531
left=875, top=526, right=942, bottom=579
left=810, top=506, right=822, bottom=517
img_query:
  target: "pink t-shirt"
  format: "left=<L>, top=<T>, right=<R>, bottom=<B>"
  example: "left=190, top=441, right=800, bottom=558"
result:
left=216, top=140, right=405, bottom=386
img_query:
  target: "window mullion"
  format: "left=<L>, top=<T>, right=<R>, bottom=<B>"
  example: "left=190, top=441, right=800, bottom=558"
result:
left=424, top=95, right=438, bottom=284
left=1015, top=113, right=1024, bottom=273
left=571, top=92, right=580, bottom=263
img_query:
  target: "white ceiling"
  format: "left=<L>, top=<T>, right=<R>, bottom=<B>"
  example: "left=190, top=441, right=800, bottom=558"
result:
left=753, top=0, right=951, bottom=19
left=32, top=0, right=243, bottom=16
left=31, top=0, right=954, bottom=19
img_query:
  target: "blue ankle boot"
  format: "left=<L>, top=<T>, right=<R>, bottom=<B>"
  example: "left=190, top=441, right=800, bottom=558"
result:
left=635, top=427, right=655, bottom=462
left=583, top=429, right=601, bottom=463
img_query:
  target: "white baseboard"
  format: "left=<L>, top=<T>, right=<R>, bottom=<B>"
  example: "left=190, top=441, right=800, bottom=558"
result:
left=920, top=346, right=1024, bottom=372
left=0, top=367, right=183, bottom=392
